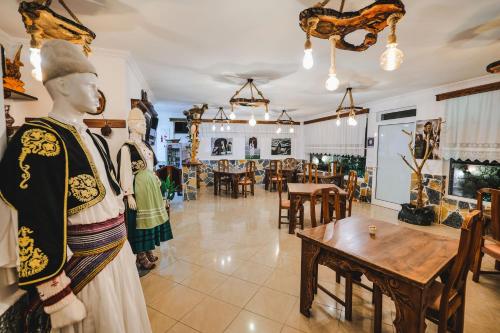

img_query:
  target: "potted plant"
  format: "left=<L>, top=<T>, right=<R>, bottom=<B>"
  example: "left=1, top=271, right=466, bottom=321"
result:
left=160, top=175, right=176, bottom=216
left=397, top=128, right=435, bottom=226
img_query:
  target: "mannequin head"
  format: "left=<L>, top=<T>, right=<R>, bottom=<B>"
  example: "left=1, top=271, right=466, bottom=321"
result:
left=45, top=72, right=100, bottom=115
left=128, top=108, right=147, bottom=139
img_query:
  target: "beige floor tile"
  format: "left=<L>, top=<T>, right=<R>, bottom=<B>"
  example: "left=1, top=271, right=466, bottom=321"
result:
left=264, top=269, right=300, bottom=296
left=245, top=287, right=297, bottom=323
left=181, top=267, right=228, bottom=293
left=285, top=299, right=342, bottom=333
left=232, top=261, right=274, bottom=284
left=198, top=252, right=245, bottom=275
left=225, top=310, right=282, bottom=333
left=167, top=322, right=199, bottom=333
left=147, top=306, right=177, bottom=333
left=157, top=260, right=203, bottom=283
left=210, top=276, right=260, bottom=307
left=180, top=297, right=240, bottom=333
left=280, top=326, right=303, bottom=333
left=141, top=273, right=178, bottom=305
left=150, top=284, right=205, bottom=320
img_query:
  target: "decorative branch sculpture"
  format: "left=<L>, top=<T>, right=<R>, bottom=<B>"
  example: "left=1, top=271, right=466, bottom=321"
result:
left=399, top=129, right=432, bottom=208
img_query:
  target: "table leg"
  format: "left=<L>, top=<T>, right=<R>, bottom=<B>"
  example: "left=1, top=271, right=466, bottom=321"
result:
left=232, top=175, right=238, bottom=199
left=289, top=193, right=297, bottom=234
left=214, top=173, right=218, bottom=196
left=300, top=240, right=320, bottom=317
left=390, top=282, right=427, bottom=333
left=264, top=170, right=269, bottom=191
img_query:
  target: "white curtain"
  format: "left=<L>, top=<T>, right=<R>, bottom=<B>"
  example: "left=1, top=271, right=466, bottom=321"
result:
left=442, top=90, right=500, bottom=162
left=304, top=114, right=367, bottom=156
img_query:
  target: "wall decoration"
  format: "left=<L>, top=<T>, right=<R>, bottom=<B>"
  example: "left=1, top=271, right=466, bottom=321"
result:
left=2, top=45, right=25, bottom=93
left=414, top=118, right=441, bottom=160
left=211, top=137, right=233, bottom=156
left=245, top=136, right=260, bottom=159
left=367, top=137, right=375, bottom=148
left=271, top=138, right=291, bottom=156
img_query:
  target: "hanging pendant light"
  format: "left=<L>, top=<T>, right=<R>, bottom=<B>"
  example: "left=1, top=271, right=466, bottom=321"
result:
left=325, top=35, right=340, bottom=91
left=276, top=126, right=282, bottom=134
left=336, top=113, right=341, bottom=127
left=211, top=107, right=232, bottom=131
left=211, top=121, right=216, bottom=132
left=229, top=78, right=270, bottom=126
left=249, top=114, right=257, bottom=127
left=229, top=106, right=236, bottom=120
left=380, top=13, right=404, bottom=71
left=335, top=87, right=364, bottom=127
left=275, top=109, right=295, bottom=134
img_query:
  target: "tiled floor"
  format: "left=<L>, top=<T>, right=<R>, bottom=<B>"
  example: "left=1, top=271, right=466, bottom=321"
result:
left=141, top=186, right=500, bottom=333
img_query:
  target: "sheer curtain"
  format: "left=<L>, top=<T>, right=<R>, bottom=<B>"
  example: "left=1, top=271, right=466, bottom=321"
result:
left=442, top=90, right=500, bottom=162
left=304, top=114, right=367, bottom=156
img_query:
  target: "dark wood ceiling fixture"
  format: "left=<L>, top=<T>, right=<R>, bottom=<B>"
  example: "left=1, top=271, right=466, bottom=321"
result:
left=486, top=61, right=500, bottom=74
left=210, top=107, right=231, bottom=132
left=275, top=110, right=296, bottom=134
left=300, top=0, right=406, bottom=90
left=229, top=78, right=270, bottom=126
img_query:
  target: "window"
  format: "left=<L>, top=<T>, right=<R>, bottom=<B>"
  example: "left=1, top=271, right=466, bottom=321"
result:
left=448, top=160, right=500, bottom=199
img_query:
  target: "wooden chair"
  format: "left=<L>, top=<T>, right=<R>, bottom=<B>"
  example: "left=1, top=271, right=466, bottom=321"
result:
left=238, top=161, right=256, bottom=198
left=310, top=187, right=341, bottom=227
left=283, top=157, right=298, bottom=169
left=345, top=170, right=357, bottom=217
left=328, top=161, right=340, bottom=176
left=302, top=162, right=318, bottom=184
left=269, top=160, right=284, bottom=192
left=472, top=188, right=500, bottom=282
left=277, top=179, right=304, bottom=229
left=217, top=159, right=231, bottom=194
left=374, top=210, right=482, bottom=333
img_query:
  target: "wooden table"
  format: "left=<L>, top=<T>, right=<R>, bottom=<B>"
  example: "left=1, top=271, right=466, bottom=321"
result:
left=287, top=183, right=348, bottom=234
left=213, top=169, right=253, bottom=199
left=264, top=167, right=298, bottom=190
left=297, top=218, right=458, bottom=333
left=297, top=171, right=344, bottom=186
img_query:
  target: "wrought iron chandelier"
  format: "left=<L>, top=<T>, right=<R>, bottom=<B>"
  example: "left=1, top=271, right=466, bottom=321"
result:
left=19, top=0, right=96, bottom=81
left=211, top=107, right=231, bottom=132
left=335, top=87, right=363, bottom=127
left=275, top=110, right=295, bottom=134
left=229, top=78, right=270, bottom=127
left=300, top=0, right=406, bottom=91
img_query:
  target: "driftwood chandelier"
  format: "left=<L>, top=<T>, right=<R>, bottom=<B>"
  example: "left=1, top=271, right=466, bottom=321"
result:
left=211, top=107, right=231, bottom=132
left=300, top=0, right=406, bottom=91
left=19, top=0, right=96, bottom=81
left=275, top=110, right=295, bottom=134
left=229, top=78, right=270, bottom=127
left=335, top=87, right=363, bottom=127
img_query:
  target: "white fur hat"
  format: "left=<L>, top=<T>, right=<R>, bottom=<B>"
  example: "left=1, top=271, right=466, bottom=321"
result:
left=128, top=107, right=146, bottom=122
left=41, top=40, right=97, bottom=84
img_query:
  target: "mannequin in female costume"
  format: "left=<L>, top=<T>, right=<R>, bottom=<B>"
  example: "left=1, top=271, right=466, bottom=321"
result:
left=118, top=108, right=173, bottom=270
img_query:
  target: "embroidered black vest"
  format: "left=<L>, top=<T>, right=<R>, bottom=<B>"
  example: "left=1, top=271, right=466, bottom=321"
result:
left=0, top=117, right=120, bottom=288
left=117, top=142, right=157, bottom=181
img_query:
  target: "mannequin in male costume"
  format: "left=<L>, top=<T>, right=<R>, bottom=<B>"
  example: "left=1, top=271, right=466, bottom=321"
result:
left=0, top=40, right=151, bottom=332
left=118, top=108, right=173, bottom=270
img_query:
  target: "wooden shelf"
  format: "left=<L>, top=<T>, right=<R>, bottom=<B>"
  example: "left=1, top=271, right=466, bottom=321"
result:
left=4, top=88, right=38, bottom=101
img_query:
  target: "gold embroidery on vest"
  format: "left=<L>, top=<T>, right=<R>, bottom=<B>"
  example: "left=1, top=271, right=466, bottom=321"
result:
left=19, top=129, right=61, bottom=189
left=18, top=227, right=49, bottom=278
left=69, top=174, right=99, bottom=202
left=131, top=160, right=146, bottom=173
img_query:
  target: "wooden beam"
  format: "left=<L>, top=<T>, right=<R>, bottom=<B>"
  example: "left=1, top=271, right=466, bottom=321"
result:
left=435, top=81, right=500, bottom=101
left=303, top=108, right=369, bottom=125
left=25, top=117, right=126, bottom=128
left=200, top=119, right=301, bottom=125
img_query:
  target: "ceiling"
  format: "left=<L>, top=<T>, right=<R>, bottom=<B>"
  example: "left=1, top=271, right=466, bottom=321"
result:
left=0, top=0, right=499, bottom=118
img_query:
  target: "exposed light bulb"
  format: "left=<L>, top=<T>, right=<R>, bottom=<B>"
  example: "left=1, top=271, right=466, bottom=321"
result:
left=220, top=124, right=224, bottom=132
left=264, top=112, right=270, bottom=120
left=249, top=115, right=257, bottom=127
left=212, top=124, right=216, bottom=131
left=29, top=48, right=42, bottom=81
left=380, top=43, right=404, bottom=71
left=289, top=126, right=294, bottom=133
left=276, top=127, right=282, bottom=134
left=229, top=111, right=236, bottom=120
left=225, top=124, right=230, bottom=131
left=348, top=116, right=358, bottom=126
left=336, top=117, right=341, bottom=127
left=303, top=48, right=313, bottom=70
left=325, top=73, right=340, bottom=91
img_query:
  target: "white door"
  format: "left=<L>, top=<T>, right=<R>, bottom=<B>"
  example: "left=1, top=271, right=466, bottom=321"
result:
left=374, top=122, right=414, bottom=209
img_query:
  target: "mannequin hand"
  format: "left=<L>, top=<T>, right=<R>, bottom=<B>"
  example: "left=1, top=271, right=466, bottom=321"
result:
left=49, top=295, right=87, bottom=329
left=127, top=195, right=137, bottom=210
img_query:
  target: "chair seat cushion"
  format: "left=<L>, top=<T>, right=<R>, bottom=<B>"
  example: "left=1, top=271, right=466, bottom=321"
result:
left=426, top=280, right=460, bottom=319
left=271, top=176, right=283, bottom=181
left=281, top=200, right=291, bottom=208
left=238, top=178, right=253, bottom=185
left=483, top=243, right=500, bottom=259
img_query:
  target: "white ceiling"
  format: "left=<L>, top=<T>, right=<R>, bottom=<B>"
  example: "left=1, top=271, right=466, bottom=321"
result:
left=1, top=0, right=499, bottom=118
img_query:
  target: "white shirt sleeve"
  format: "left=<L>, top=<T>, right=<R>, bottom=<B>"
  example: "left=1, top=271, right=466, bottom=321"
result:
left=119, top=146, right=134, bottom=196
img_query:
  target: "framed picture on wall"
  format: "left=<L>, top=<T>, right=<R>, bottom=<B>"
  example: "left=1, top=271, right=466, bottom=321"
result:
left=367, top=137, right=375, bottom=148
left=211, top=137, right=233, bottom=156
left=414, top=118, right=442, bottom=160
left=245, top=136, right=260, bottom=159
left=271, top=138, right=291, bottom=156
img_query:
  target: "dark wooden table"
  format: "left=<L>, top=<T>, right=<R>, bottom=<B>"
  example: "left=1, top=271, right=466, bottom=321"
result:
left=287, top=183, right=348, bottom=234
left=264, top=167, right=298, bottom=190
left=213, top=169, right=253, bottom=199
left=297, top=171, right=344, bottom=186
left=297, top=218, right=458, bottom=333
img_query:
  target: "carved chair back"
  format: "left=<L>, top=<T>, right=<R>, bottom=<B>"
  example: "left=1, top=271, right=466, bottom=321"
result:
left=217, top=159, right=229, bottom=172
left=270, top=160, right=283, bottom=179
left=328, top=161, right=341, bottom=176
left=303, top=162, right=318, bottom=184
left=477, top=188, right=500, bottom=241
left=283, top=158, right=298, bottom=169
left=245, top=160, right=256, bottom=181
left=310, top=187, right=341, bottom=227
